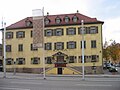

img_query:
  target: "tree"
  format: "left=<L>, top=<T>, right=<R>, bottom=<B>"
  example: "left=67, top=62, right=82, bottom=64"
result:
left=103, top=40, right=120, bottom=63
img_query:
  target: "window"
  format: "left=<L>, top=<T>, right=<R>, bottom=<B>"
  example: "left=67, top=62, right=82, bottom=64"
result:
left=78, top=27, right=87, bottom=34
left=18, top=44, right=23, bottom=51
left=55, top=28, right=63, bottom=36
left=45, top=57, right=52, bottom=64
left=6, top=32, right=13, bottom=39
left=80, top=56, right=87, bottom=63
left=90, top=26, right=98, bottom=34
left=16, top=58, right=25, bottom=65
left=91, top=40, right=96, bottom=48
left=91, top=55, right=99, bottom=62
left=45, top=18, right=50, bottom=25
left=31, top=57, right=40, bottom=64
left=31, top=44, right=38, bottom=51
left=72, top=16, right=78, bottom=22
left=66, top=28, right=76, bottom=35
left=69, top=56, right=76, bottom=63
left=67, top=41, right=76, bottom=49
left=26, top=21, right=32, bottom=27
left=45, top=43, right=52, bottom=50
left=80, top=41, right=86, bottom=49
left=55, top=17, right=61, bottom=24
left=64, top=16, right=70, bottom=23
left=16, top=31, right=25, bottom=38
left=54, top=42, right=64, bottom=50
left=44, top=29, right=53, bottom=36
left=6, top=58, right=13, bottom=65
left=6, top=45, right=11, bottom=52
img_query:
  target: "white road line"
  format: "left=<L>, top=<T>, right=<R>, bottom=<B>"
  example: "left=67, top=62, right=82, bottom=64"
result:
left=11, top=81, right=42, bottom=85
left=0, top=87, right=30, bottom=90
left=76, top=84, right=112, bottom=87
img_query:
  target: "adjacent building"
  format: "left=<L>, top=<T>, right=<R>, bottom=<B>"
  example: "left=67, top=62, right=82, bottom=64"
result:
left=4, top=12, right=104, bottom=74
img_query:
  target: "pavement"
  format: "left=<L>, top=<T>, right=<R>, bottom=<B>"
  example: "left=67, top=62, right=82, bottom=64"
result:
left=0, top=72, right=120, bottom=80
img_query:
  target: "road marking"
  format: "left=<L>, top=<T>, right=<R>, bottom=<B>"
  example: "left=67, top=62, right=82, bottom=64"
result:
left=11, top=81, right=42, bottom=85
left=76, top=84, right=112, bottom=87
left=0, top=87, right=30, bottom=90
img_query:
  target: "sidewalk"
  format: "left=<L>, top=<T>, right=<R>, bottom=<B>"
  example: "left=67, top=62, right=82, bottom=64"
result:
left=0, top=72, right=120, bottom=80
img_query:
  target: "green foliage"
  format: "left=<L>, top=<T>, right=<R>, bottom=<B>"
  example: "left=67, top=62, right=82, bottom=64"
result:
left=103, top=40, right=120, bottom=63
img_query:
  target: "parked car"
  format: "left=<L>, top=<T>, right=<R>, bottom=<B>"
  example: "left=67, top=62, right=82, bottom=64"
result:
left=109, top=66, right=118, bottom=72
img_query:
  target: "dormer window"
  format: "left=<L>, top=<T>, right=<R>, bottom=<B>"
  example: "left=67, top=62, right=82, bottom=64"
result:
left=55, top=17, right=61, bottom=24
left=25, top=18, right=32, bottom=27
left=45, top=18, right=50, bottom=25
left=73, top=16, right=78, bottom=22
left=64, top=16, right=70, bottom=23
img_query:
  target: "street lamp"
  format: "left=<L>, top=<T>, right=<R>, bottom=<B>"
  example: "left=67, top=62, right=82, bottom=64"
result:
left=81, top=20, right=85, bottom=80
left=3, top=21, right=6, bottom=78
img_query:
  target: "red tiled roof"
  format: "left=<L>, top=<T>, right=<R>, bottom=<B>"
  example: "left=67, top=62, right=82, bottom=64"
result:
left=7, top=13, right=104, bottom=29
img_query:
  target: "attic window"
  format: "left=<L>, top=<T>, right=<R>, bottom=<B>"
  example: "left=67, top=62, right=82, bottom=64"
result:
left=55, top=17, right=61, bottom=24
left=45, top=18, right=50, bottom=25
left=64, top=16, right=70, bottom=23
left=25, top=19, right=32, bottom=27
left=73, top=16, right=78, bottom=22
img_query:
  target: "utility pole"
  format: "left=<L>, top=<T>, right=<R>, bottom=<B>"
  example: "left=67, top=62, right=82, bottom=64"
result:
left=81, top=20, right=85, bottom=80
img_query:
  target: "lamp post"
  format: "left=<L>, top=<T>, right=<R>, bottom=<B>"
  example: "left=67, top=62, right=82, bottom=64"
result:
left=81, top=20, right=85, bottom=80
left=3, top=22, right=6, bottom=78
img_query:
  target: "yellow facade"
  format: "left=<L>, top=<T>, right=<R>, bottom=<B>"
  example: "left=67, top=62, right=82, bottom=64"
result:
left=5, top=13, right=104, bottom=74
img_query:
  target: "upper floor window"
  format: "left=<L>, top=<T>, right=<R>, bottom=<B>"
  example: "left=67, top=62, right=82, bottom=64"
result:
left=6, top=58, right=13, bottom=65
left=18, top=44, right=23, bottom=51
left=54, top=42, right=64, bottom=50
left=6, top=45, right=11, bottom=52
left=31, top=57, right=40, bottom=64
left=55, top=17, right=61, bottom=24
left=16, top=58, right=25, bottom=65
left=72, top=16, right=78, bottom=22
left=55, top=28, right=63, bottom=36
left=67, top=41, right=76, bottom=49
left=78, top=27, right=87, bottom=34
left=16, top=31, right=25, bottom=38
left=90, top=26, right=98, bottom=34
left=66, top=28, right=76, bottom=35
left=6, top=32, right=13, bottom=39
left=31, top=44, right=38, bottom=51
left=45, top=18, right=50, bottom=25
left=91, top=40, right=96, bottom=48
left=44, top=29, right=53, bottom=36
left=64, top=16, right=70, bottom=23
left=80, top=41, right=86, bottom=49
left=45, top=43, right=52, bottom=50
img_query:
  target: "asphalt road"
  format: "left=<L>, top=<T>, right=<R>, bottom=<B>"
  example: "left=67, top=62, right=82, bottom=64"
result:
left=0, top=77, right=120, bottom=90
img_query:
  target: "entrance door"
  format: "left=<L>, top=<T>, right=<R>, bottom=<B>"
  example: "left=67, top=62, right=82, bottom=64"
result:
left=58, top=68, right=62, bottom=74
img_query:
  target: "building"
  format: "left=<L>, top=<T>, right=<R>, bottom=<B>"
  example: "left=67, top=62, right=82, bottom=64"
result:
left=4, top=12, right=104, bottom=74
left=0, top=44, right=3, bottom=71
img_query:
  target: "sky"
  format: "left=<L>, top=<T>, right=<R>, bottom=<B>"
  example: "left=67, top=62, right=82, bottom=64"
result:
left=0, top=0, right=120, bottom=44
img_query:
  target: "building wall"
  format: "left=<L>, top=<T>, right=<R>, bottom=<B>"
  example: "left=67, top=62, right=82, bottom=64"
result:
left=5, top=23, right=103, bottom=74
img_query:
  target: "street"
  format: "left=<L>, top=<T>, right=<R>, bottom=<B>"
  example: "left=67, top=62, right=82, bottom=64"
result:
left=0, top=76, right=120, bottom=90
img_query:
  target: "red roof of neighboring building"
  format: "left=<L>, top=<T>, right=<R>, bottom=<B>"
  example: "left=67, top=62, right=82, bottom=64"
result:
left=7, top=13, right=104, bottom=30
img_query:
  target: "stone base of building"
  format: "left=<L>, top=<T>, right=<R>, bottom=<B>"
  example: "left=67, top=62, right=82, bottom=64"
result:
left=6, top=66, right=103, bottom=74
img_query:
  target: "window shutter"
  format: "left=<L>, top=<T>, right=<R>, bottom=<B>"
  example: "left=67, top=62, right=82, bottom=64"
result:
left=62, top=42, right=64, bottom=49
left=54, top=43, right=56, bottom=50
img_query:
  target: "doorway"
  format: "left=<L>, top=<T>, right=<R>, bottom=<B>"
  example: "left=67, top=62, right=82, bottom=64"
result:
left=57, top=68, right=62, bottom=74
